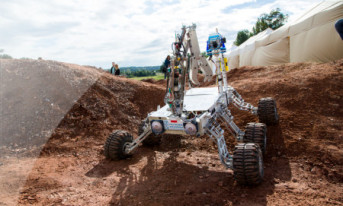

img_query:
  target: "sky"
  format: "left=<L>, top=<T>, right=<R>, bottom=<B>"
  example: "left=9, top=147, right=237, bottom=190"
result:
left=0, top=0, right=323, bottom=68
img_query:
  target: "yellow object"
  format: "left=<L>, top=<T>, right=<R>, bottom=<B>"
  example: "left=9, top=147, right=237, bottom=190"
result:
left=224, top=57, right=229, bottom=71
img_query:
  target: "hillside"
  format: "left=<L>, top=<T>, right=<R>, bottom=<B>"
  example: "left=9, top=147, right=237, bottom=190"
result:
left=0, top=58, right=342, bottom=205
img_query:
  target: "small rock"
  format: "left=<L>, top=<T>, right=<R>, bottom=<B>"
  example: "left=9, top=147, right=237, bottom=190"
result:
left=330, top=95, right=340, bottom=100
left=241, top=194, right=246, bottom=198
left=184, top=189, right=192, bottom=195
left=199, top=176, right=203, bottom=179
left=311, top=166, right=322, bottom=176
left=218, top=181, right=223, bottom=187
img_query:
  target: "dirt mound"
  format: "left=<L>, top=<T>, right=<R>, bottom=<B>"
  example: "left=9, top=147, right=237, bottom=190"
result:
left=0, top=59, right=102, bottom=150
left=40, top=75, right=165, bottom=157
left=1, top=59, right=342, bottom=205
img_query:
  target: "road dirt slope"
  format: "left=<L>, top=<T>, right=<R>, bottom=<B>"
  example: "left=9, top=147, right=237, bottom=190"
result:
left=0, top=59, right=342, bottom=205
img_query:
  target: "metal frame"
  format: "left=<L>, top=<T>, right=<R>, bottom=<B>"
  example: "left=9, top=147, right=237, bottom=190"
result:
left=125, top=85, right=258, bottom=169
left=124, top=25, right=259, bottom=169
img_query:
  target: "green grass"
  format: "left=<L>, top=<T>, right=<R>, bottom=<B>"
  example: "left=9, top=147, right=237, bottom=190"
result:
left=130, top=73, right=165, bottom=81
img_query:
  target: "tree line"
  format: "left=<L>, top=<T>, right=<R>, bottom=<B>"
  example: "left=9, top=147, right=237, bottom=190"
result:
left=234, top=8, right=288, bottom=46
left=123, top=69, right=158, bottom=78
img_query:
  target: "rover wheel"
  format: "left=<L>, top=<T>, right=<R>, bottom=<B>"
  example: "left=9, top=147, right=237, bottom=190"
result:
left=233, top=143, right=264, bottom=185
left=258, top=97, right=279, bottom=125
left=104, top=130, right=133, bottom=160
left=138, top=121, right=162, bottom=146
left=243, top=123, right=267, bottom=154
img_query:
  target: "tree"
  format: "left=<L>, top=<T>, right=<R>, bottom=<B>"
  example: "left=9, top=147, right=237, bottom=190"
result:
left=252, top=8, right=288, bottom=35
left=234, top=8, right=288, bottom=45
left=234, top=30, right=251, bottom=46
left=0, top=49, right=13, bottom=59
left=0, top=54, right=13, bottom=59
left=201, top=51, right=209, bottom=58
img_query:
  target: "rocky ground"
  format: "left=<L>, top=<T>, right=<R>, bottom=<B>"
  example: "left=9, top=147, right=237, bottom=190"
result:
left=0, top=58, right=342, bottom=205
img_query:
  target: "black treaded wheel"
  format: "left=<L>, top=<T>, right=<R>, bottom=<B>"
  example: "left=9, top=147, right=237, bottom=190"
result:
left=233, top=143, right=264, bottom=185
left=258, top=97, right=279, bottom=125
left=104, top=130, right=133, bottom=160
left=243, top=123, right=267, bottom=154
left=138, top=121, right=162, bottom=146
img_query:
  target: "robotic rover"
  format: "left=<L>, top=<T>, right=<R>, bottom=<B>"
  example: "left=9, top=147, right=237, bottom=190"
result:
left=104, top=24, right=279, bottom=185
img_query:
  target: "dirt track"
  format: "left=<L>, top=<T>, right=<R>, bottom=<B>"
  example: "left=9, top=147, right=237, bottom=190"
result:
left=0, top=59, right=342, bottom=205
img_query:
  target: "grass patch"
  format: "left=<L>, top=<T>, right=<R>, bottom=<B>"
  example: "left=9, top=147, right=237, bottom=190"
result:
left=130, top=73, right=165, bottom=81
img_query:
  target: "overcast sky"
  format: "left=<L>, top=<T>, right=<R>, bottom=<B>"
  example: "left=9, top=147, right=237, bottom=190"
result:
left=0, top=0, right=322, bottom=68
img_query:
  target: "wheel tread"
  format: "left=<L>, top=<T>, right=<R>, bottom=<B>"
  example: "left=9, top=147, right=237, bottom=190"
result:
left=243, top=123, right=267, bottom=153
left=104, top=130, right=133, bottom=160
left=258, top=97, right=279, bottom=125
left=233, top=143, right=264, bottom=185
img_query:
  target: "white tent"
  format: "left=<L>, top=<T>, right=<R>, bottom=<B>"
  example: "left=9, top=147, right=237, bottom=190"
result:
left=227, top=0, right=343, bottom=68
left=227, top=28, right=273, bottom=68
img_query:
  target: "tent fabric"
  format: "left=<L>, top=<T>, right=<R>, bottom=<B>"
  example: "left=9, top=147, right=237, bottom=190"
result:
left=227, top=0, right=343, bottom=67
left=252, top=37, right=290, bottom=66
left=238, top=28, right=273, bottom=55
left=239, top=49, right=254, bottom=66
left=292, top=0, right=342, bottom=24
left=228, top=28, right=273, bottom=57
left=227, top=55, right=239, bottom=69
left=289, top=1, right=343, bottom=36
left=290, top=20, right=343, bottom=63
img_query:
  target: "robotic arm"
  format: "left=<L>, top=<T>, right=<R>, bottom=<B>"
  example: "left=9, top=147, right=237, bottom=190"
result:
left=186, top=26, right=213, bottom=85
left=165, top=24, right=228, bottom=116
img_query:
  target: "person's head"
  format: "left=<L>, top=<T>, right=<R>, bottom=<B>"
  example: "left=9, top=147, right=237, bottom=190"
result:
left=115, top=64, right=119, bottom=69
left=112, top=62, right=115, bottom=66
left=167, top=55, right=170, bottom=60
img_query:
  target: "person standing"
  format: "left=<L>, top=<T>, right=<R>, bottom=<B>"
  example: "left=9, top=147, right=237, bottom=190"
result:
left=114, top=64, right=120, bottom=76
left=110, top=62, right=116, bottom=75
left=163, top=55, right=171, bottom=79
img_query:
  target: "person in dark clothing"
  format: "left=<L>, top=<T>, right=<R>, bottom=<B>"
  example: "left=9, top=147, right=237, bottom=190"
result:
left=110, top=62, right=120, bottom=76
left=163, top=55, right=171, bottom=79
left=114, top=64, right=120, bottom=75
left=335, top=19, right=343, bottom=40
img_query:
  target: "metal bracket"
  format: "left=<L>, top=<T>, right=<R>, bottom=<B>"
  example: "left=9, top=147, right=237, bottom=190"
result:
left=125, top=125, right=152, bottom=154
left=227, top=87, right=258, bottom=115
left=205, top=115, right=232, bottom=168
left=217, top=105, right=244, bottom=141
